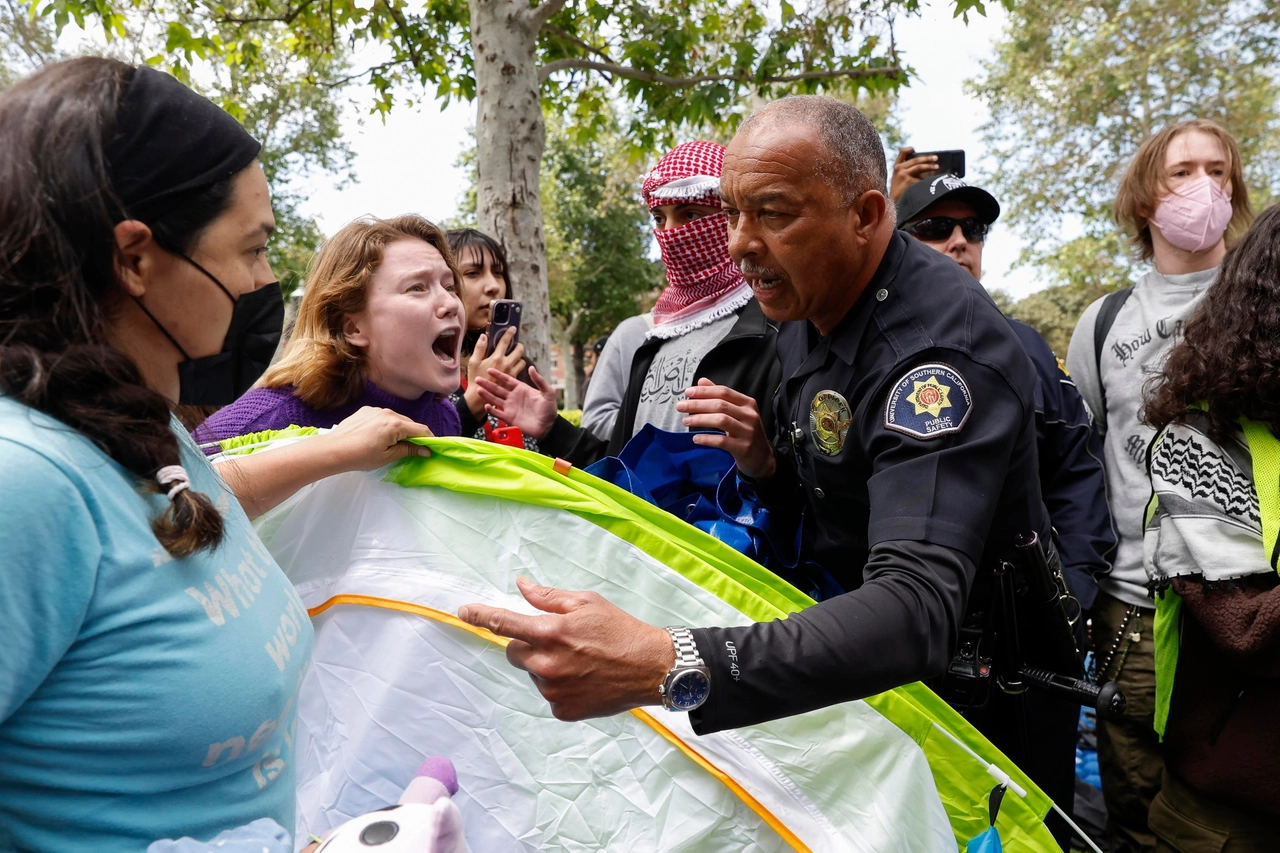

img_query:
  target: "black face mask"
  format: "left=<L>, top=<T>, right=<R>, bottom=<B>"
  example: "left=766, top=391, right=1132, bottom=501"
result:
left=134, top=256, right=285, bottom=406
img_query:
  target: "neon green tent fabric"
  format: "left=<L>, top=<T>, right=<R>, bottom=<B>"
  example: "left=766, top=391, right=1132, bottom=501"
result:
left=234, top=435, right=1058, bottom=851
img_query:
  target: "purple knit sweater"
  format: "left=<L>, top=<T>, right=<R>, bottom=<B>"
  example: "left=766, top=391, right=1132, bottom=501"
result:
left=193, top=380, right=461, bottom=448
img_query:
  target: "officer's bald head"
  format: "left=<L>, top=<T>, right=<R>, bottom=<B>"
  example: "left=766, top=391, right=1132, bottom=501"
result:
left=735, top=95, right=890, bottom=211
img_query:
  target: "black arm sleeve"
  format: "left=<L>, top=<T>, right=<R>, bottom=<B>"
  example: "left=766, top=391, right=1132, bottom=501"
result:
left=737, top=438, right=803, bottom=511
left=687, top=538, right=973, bottom=734
left=538, top=415, right=608, bottom=468
left=1010, top=321, right=1114, bottom=606
left=451, top=392, right=484, bottom=437
left=1037, top=380, right=1114, bottom=608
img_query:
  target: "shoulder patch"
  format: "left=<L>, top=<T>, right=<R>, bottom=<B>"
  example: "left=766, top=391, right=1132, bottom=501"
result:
left=884, top=362, right=973, bottom=440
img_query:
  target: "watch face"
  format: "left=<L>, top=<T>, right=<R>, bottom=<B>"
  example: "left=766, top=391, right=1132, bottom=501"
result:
left=668, top=669, right=710, bottom=711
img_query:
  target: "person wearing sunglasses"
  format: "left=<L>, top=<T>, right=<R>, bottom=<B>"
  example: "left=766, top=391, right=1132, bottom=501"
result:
left=895, top=173, right=997, bottom=280
left=897, top=171, right=1116, bottom=846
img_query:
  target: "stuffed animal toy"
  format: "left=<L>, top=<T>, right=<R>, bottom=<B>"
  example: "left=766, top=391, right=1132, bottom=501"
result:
left=314, top=757, right=467, bottom=852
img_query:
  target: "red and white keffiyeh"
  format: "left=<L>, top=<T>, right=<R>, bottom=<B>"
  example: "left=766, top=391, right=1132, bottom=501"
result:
left=643, top=141, right=751, bottom=339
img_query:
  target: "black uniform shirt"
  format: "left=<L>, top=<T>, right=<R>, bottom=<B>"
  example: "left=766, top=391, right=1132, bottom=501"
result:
left=1007, top=319, right=1115, bottom=611
left=688, top=232, right=1049, bottom=734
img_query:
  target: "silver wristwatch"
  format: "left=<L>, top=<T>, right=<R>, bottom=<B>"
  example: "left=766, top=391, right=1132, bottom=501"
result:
left=658, top=627, right=711, bottom=712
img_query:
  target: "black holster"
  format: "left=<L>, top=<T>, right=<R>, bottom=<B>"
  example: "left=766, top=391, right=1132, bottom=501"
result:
left=940, top=531, right=1124, bottom=721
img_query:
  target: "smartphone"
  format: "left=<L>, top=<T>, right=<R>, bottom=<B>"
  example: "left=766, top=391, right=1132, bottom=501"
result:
left=484, top=299, right=522, bottom=357
left=908, top=149, right=965, bottom=179
left=484, top=298, right=534, bottom=385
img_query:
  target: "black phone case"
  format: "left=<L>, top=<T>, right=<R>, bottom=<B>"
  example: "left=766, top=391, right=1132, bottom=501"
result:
left=485, top=300, right=522, bottom=358
left=484, top=300, right=534, bottom=385
left=911, top=149, right=965, bottom=179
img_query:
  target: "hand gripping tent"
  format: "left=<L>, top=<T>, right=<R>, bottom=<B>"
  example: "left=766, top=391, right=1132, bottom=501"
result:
left=223, top=434, right=1062, bottom=851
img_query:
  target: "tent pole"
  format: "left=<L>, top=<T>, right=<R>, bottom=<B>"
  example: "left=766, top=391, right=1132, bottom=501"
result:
left=1049, top=802, right=1105, bottom=853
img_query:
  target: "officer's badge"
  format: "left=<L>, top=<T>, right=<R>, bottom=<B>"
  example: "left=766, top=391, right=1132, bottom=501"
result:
left=884, top=363, right=972, bottom=440
left=810, top=390, right=852, bottom=456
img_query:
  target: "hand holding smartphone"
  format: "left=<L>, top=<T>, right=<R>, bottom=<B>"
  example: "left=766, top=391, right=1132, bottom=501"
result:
left=485, top=299, right=522, bottom=357
left=483, top=299, right=533, bottom=385
left=907, top=149, right=965, bottom=178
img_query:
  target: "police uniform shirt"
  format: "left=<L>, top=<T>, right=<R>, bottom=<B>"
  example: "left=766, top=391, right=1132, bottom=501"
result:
left=689, top=232, right=1049, bottom=734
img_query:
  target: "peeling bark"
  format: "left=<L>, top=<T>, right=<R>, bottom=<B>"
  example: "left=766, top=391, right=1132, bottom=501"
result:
left=469, top=0, right=552, bottom=369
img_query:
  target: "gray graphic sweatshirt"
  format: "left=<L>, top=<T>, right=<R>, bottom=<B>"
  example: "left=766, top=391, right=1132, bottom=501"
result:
left=1066, top=266, right=1217, bottom=608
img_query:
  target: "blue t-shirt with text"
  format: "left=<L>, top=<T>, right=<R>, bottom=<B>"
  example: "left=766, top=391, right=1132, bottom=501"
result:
left=0, top=397, right=312, bottom=851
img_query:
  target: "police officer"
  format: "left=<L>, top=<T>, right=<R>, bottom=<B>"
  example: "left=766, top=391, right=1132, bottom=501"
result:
left=458, top=95, right=1049, bottom=767
left=897, top=173, right=1116, bottom=845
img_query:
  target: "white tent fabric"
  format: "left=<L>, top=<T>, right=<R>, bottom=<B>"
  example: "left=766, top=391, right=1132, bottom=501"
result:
left=255, top=468, right=957, bottom=852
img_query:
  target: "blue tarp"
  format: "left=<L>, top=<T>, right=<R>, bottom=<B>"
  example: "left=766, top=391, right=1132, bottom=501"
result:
left=584, top=426, right=843, bottom=600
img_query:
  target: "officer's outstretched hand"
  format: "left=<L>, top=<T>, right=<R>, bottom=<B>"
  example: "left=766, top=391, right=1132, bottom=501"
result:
left=677, top=378, right=776, bottom=479
left=457, top=577, right=674, bottom=721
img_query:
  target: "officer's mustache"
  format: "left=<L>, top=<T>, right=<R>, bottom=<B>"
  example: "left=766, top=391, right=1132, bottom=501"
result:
left=738, top=259, right=787, bottom=281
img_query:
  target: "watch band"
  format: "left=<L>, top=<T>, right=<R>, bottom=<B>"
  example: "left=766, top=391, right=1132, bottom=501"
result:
left=665, top=627, right=704, bottom=668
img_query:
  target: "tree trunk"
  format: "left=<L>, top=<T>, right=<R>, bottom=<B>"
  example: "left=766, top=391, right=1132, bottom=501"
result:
left=570, top=341, right=586, bottom=411
left=550, top=313, right=579, bottom=409
left=469, top=0, right=552, bottom=370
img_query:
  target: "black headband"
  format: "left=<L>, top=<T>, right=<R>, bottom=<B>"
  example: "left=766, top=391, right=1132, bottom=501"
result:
left=105, top=66, right=262, bottom=224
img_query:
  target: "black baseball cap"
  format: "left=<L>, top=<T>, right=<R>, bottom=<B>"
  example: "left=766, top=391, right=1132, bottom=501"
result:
left=896, top=174, right=1001, bottom=225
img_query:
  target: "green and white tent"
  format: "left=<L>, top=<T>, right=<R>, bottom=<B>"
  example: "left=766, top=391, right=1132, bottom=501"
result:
left=224, top=434, right=1063, bottom=851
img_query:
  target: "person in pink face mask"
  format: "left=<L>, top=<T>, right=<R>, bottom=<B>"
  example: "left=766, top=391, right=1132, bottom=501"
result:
left=1065, top=120, right=1252, bottom=853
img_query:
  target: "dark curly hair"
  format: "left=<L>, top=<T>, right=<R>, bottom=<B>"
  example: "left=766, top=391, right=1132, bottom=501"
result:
left=1144, top=202, right=1280, bottom=441
left=0, top=57, right=228, bottom=557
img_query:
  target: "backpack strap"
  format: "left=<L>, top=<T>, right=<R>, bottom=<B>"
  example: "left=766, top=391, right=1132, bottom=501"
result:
left=1093, top=287, right=1134, bottom=417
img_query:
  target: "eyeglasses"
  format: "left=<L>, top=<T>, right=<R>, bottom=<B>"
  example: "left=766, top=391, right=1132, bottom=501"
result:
left=902, top=216, right=989, bottom=243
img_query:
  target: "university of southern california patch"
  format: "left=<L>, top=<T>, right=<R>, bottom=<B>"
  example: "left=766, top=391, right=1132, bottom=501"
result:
left=884, top=362, right=973, bottom=440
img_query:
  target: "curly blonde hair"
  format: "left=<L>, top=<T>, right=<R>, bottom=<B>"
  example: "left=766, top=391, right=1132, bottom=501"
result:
left=260, top=214, right=461, bottom=410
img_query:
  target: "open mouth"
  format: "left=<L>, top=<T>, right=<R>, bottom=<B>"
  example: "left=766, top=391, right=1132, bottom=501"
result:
left=739, top=261, right=785, bottom=294
left=744, top=273, right=786, bottom=294
left=432, top=328, right=460, bottom=366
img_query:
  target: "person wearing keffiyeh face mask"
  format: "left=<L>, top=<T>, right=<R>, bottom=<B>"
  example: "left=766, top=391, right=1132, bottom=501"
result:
left=474, top=140, right=781, bottom=468
left=644, top=141, right=753, bottom=337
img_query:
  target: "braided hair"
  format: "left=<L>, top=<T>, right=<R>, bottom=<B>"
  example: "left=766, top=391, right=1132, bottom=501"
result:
left=0, top=57, right=229, bottom=557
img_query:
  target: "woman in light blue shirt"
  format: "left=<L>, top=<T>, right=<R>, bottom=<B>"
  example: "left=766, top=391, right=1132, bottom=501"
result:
left=0, top=58, right=431, bottom=851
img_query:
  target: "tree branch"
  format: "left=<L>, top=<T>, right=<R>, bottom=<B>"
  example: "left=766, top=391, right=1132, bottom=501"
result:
left=538, top=57, right=902, bottom=87
left=379, top=0, right=426, bottom=76
left=217, top=0, right=319, bottom=26
left=323, top=60, right=405, bottom=88
left=526, top=0, right=569, bottom=30
left=767, top=66, right=903, bottom=83
left=541, top=24, right=612, bottom=63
